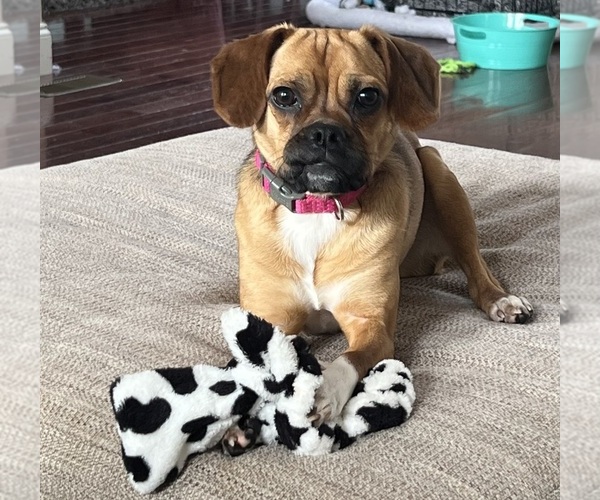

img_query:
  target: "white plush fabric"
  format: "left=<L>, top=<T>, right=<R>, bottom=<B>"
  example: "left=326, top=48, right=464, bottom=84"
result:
left=112, top=308, right=415, bottom=494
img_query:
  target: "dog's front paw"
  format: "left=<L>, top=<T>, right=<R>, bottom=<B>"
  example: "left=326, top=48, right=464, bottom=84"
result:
left=309, top=357, right=358, bottom=426
left=221, top=417, right=263, bottom=457
left=488, top=295, right=533, bottom=324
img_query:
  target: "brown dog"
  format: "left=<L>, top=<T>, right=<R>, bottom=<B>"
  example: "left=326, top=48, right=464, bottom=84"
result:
left=211, top=25, right=532, bottom=431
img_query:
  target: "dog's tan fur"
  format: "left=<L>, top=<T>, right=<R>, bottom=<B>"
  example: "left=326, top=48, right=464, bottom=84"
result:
left=211, top=25, right=532, bottom=424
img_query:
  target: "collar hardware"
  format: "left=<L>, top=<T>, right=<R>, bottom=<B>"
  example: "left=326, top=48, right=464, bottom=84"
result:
left=333, top=197, right=344, bottom=221
left=259, top=163, right=307, bottom=213
left=254, top=150, right=366, bottom=216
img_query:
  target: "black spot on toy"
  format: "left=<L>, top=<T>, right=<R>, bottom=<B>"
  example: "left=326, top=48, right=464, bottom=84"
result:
left=232, top=387, right=258, bottom=415
left=292, top=337, right=322, bottom=376
left=156, top=367, right=198, bottom=395
left=181, top=415, right=219, bottom=442
left=357, top=403, right=408, bottom=433
left=116, top=397, right=171, bottom=434
left=121, top=446, right=150, bottom=483
left=109, top=378, right=120, bottom=411
left=389, top=382, right=406, bottom=393
left=334, top=427, right=356, bottom=450
left=373, top=363, right=386, bottom=373
left=264, top=373, right=296, bottom=397
left=235, top=313, right=274, bottom=366
left=223, top=358, right=238, bottom=369
left=209, top=380, right=237, bottom=396
left=318, top=424, right=334, bottom=438
left=275, top=410, right=308, bottom=450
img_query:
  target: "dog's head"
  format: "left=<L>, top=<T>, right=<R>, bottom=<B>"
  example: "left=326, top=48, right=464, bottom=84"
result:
left=211, top=26, right=440, bottom=194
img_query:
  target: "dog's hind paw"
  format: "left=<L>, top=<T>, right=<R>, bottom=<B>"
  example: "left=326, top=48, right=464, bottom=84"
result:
left=488, top=295, right=533, bottom=324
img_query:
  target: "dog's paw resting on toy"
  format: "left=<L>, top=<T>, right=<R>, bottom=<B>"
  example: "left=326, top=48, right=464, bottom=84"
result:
left=110, top=308, right=415, bottom=494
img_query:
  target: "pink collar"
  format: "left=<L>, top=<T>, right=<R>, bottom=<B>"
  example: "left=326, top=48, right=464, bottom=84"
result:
left=255, top=150, right=365, bottom=219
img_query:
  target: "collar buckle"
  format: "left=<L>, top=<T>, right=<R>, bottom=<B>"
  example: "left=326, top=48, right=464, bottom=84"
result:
left=260, top=166, right=306, bottom=212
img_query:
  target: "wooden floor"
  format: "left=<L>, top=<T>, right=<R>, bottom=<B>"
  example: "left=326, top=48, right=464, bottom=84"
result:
left=40, top=0, right=561, bottom=168
left=40, top=0, right=312, bottom=167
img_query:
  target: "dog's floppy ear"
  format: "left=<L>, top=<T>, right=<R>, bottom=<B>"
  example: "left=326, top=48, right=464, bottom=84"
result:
left=361, top=27, right=440, bottom=130
left=211, top=25, right=295, bottom=128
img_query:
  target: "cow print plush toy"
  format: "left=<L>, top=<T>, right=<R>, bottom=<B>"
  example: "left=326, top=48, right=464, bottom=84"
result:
left=110, top=308, right=415, bottom=494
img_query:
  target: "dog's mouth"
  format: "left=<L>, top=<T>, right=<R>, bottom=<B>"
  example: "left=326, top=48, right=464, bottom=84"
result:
left=280, top=122, right=369, bottom=194
left=279, top=160, right=366, bottom=195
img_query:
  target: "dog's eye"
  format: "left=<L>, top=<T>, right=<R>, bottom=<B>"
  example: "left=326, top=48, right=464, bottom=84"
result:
left=356, top=88, right=380, bottom=108
left=272, top=87, right=298, bottom=108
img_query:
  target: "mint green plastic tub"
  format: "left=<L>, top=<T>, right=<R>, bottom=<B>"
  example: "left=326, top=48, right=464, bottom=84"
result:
left=453, top=13, right=559, bottom=70
left=560, top=14, right=599, bottom=69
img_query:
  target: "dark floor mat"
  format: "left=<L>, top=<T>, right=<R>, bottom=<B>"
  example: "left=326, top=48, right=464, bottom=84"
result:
left=40, top=75, right=122, bottom=97
left=0, top=79, right=39, bottom=97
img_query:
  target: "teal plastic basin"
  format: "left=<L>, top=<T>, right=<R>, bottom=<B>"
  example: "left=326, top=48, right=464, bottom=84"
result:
left=560, top=14, right=599, bottom=69
left=453, top=13, right=559, bottom=70
left=453, top=67, right=552, bottom=115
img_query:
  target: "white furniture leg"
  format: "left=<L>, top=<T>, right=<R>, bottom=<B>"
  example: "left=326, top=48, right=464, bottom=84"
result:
left=40, top=13, right=52, bottom=76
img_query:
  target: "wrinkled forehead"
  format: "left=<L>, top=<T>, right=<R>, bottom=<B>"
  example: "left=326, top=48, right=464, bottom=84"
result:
left=268, top=29, right=387, bottom=91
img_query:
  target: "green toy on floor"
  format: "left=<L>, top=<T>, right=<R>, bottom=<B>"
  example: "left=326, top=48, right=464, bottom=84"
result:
left=438, top=58, right=477, bottom=76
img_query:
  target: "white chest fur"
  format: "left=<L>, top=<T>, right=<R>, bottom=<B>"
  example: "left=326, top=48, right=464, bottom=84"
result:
left=278, top=210, right=342, bottom=310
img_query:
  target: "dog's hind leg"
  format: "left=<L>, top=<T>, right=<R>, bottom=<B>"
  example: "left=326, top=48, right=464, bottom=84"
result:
left=403, top=145, right=533, bottom=324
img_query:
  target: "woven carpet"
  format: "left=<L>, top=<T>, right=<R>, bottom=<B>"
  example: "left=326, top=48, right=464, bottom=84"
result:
left=40, top=128, right=559, bottom=499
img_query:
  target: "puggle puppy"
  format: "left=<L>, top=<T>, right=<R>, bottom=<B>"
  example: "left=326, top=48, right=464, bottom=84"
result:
left=210, top=25, right=533, bottom=444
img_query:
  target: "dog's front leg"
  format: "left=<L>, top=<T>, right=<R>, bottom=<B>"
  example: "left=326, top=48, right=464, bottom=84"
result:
left=311, top=281, right=399, bottom=424
left=238, top=274, right=309, bottom=336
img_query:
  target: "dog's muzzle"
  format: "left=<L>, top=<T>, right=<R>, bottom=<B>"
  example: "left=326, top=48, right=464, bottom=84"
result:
left=256, top=151, right=365, bottom=217
left=282, top=122, right=367, bottom=194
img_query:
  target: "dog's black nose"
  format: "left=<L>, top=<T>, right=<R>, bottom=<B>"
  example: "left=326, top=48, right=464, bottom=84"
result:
left=282, top=121, right=366, bottom=193
left=303, top=123, right=347, bottom=149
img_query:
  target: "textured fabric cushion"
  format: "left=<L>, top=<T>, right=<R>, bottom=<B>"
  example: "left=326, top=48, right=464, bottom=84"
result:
left=41, top=128, right=559, bottom=499
left=0, top=164, right=40, bottom=500
left=560, top=155, right=600, bottom=500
